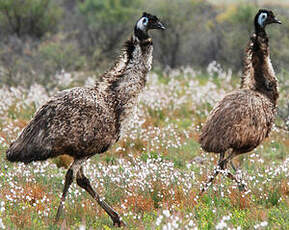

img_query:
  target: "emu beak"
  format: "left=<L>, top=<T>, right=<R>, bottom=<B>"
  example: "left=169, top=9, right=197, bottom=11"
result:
left=273, top=17, right=282, bottom=24
left=156, top=21, right=166, bottom=30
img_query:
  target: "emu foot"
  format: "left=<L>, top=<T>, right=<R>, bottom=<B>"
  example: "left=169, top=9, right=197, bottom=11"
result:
left=237, top=183, right=247, bottom=192
left=54, top=203, right=64, bottom=224
left=54, top=215, right=60, bottom=224
left=199, top=183, right=210, bottom=196
left=112, top=217, right=126, bottom=227
left=234, top=170, right=247, bottom=192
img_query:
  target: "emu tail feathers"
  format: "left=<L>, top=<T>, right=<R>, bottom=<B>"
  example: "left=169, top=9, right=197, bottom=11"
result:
left=6, top=104, right=57, bottom=163
left=6, top=140, right=54, bottom=163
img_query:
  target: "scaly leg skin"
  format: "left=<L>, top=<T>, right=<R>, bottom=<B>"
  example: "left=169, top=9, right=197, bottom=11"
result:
left=230, top=160, right=246, bottom=191
left=55, top=159, right=82, bottom=223
left=222, top=152, right=247, bottom=192
left=76, top=166, right=126, bottom=227
left=199, top=152, right=225, bottom=195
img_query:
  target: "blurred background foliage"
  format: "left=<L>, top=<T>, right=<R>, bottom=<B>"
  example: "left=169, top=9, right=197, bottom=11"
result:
left=0, top=0, right=288, bottom=86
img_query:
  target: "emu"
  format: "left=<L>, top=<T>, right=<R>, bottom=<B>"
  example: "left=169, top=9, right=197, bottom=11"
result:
left=199, top=9, right=281, bottom=194
left=6, top=12, right=165, bottom=226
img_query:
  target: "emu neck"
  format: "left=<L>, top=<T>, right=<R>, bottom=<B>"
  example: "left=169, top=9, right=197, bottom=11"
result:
left=251, top=30, right=278, bottom=104
left=255, top=23, right=267, bottom=38
left=134, top=26, right=150, bottom=41
left=100, top=34, right=153, bottom=120
left=241, top=24, right=267, bottom=90
left=112, top=35, right=153, bottom=103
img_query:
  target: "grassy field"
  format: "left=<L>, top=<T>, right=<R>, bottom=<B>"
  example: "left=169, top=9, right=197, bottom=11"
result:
left=0, top=64, right=288, bottom=229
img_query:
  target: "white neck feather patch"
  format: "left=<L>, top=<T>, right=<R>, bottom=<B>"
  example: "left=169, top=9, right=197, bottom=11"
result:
left=258, top=12, right=268, bottom=27
left=137, top=17, right=148, bottom=31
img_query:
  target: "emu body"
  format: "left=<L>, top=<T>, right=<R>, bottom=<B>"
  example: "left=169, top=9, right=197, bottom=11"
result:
left=6, top=12, right=165, bottom=226
left=199, top=9, right=280, bottom=194
left=200, top=89, right=275, bottom=154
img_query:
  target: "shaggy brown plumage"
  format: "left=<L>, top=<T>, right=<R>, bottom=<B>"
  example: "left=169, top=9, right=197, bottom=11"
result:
left=199, top=9, right=281, bottom=193
left=6, top=12, right=165, bottom=226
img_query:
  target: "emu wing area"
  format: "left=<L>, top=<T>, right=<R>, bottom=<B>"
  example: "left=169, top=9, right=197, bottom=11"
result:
left=199, top=89, right=275, bottom=154
left=9, top=87, right=118, bottom=162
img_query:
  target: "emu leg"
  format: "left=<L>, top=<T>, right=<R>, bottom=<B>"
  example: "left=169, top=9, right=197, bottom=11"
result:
left=221, top=152, right=246, bottom=192
left=199, top=152, right=225, bottom=195
left=225, top=172, right=246, bottom=191
left=55, top=159, right=82, bottom=223
left=76, top=166, right=126, bottom=227
left=230, top=161, right=237, bottom=172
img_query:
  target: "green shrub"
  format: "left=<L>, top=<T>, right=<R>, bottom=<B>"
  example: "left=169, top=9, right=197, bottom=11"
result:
left=35, top=37, right=86, bottom=77
left=0, top=0, right=62, bottom=38
left=77, top=0, right=141, bottom=66
left=0, top=34, right=85, bottom=87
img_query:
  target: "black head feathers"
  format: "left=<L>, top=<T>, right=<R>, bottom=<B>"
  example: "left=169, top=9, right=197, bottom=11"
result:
left=135, top=12, right=166, bottom=40
left=254, top=9, right=281, bottom=34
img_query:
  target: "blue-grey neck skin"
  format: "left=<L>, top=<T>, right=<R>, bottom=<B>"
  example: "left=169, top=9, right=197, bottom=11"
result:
left=134, top=22, right=149, bottom=41
left=254, top=13, right=267, bottom=37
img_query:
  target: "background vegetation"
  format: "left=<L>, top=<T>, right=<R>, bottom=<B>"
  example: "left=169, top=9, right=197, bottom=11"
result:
left=0, top=0, right=288, bottom=86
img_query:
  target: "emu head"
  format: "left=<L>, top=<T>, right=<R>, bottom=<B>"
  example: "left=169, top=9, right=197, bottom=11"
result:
left=135, top=12, right=166, bottom=40
left=255, top=9, right=281, bottom=32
